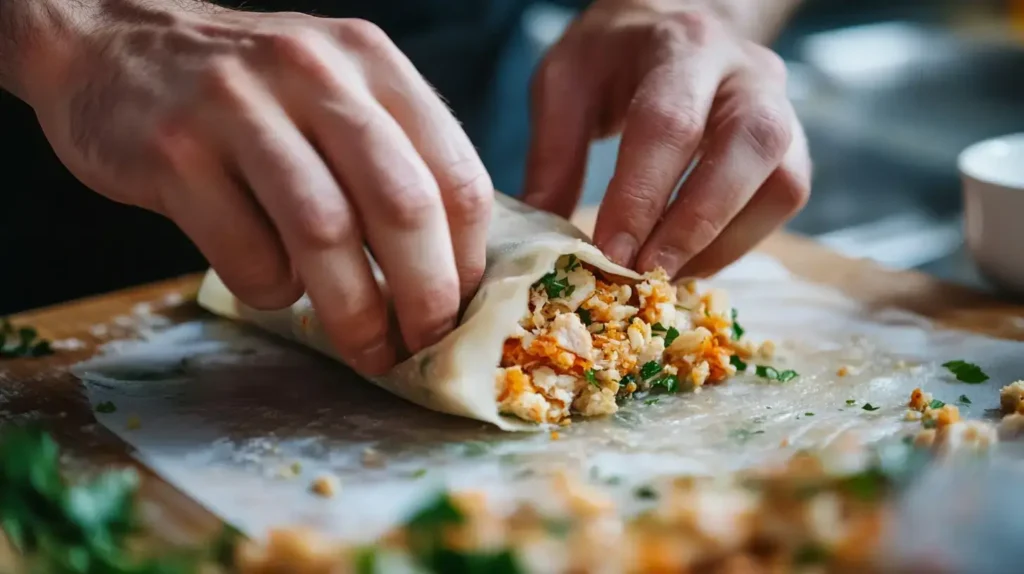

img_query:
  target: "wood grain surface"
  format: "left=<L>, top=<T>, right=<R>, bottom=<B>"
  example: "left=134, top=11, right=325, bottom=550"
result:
left=2, top=206, right=1022, bottom=545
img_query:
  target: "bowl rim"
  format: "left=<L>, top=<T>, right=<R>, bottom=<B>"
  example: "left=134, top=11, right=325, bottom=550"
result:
left=958, top=133, right=1024, bottom=191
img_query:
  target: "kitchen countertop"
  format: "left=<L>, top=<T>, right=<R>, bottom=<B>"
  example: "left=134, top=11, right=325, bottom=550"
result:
left=3, top=207, right=1024, bottom=551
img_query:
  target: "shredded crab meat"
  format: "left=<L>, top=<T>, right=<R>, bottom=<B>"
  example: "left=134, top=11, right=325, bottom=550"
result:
left=496, top=254, right=749, bottom=424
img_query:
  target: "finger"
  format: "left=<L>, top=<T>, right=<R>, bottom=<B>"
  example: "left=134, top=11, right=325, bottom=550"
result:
left=521, top=52, right=596, bottom=218
left=361, top=34, right=494, bottom=300
left=156, top=129, right=302, bottom=310
left=676, top=121, right=811, bottom=277
left=592, top=54, right=728, bottom=267
left=205, top=65, right=396, bottom=375
left=307, top=82, right=461, bottom=354
left=636, top=76, right=795, bottom=276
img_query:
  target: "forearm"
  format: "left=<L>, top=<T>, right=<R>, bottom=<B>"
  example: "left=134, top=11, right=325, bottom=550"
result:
left=699, top=0, right=804, bottom=44
left=0, top=0, right=219, bottom=103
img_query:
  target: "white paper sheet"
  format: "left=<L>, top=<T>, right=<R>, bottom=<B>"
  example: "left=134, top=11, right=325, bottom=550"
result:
left=71, top=254, right=1024, bottom=548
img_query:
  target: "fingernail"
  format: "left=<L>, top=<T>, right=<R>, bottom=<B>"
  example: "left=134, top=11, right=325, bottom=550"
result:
left=354, top=341, right=395, bottom=377
left=644, top=247, right=687, bottom=277
left=600, top=233, right=639, bottom=267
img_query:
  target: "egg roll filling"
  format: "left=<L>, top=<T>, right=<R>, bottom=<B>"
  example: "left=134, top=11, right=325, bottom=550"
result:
left=495, top=254, right=757, bottom=424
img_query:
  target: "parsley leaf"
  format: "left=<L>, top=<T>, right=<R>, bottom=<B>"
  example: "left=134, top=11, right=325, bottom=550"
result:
left=804, top=412, right=815, bottom=416
left=729, top=355, right=747, bottom=372
left=644, top=398, right=660, bottom=406
left=411, top=469, right=428, bottom=479
left=0, top=319, right=54, bottom=359
left=845, top=399, right=856, bottom=406
left=942, top=360, right=989, bottom=384
left=564, top=254, right=580, bottom=272
left=634, top=485, right=658, bottom=500
left=730, top=309, right=745, bottom=340
left=958, top=394, right=972, bottom=405
left=754, top=365, right=798, bottom=382
left=862, top=403, right=880, bottom=412
left=651, top=374, right=680, bottom=393
left=639, top=361, right=661, bottom=380
left=585, top=369, right=599, bottom=388
left=577, top=308, right=592, bottom=326
left=650, top=323, right=679, bottom=346
left=928, top=399, right=945, bottom=409
left=619, top=373, right=635, bottom=388
left=95, top=401, right=118, bottom=414
left=535, top=272, right=570, bottom=299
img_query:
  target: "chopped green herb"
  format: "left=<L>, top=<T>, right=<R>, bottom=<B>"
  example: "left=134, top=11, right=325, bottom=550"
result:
left=634, top=485, right=658, bottom=500
left=845, top=399, right=857, bottom=406
left=585, top=369, right=599, bottom=388
left=644, top=398, right=660, bottom=406
left=730, top=309, right=745, bottom=340
left=922, top=418, right=937, bottom=429
left=958, top=394, right=972, bottom=405
left=839, top=466, right=888, bottom=502
left=928, top=399, right=945, bottom=409
left=404, top=493, right=523, bottom=573
left=95, top=401, right=118, bottom=414
left=535, top=272, right=570, bottom=299
left=411, top=468, right=428, bottom=479
left=354, top=547, right=380, bottom=574
left=942, top=360, right=989, bottom=384
left=619, top=373, right=635, bottom=388
left=564, top=254, right=580, bottom=272
left=754, top=365, right=798, bottom=382
left=543, top=519, right=572, bottom=538
left=794, top=543, right=830, bottom=566
left=729, top=355, right=747, bottom=371
left=0, top=425, right=218, bottom=572
left=862, top=403, right=880, bottom=412
left=649, top=323, right=680, bottom=347
left=729, top=428, right=765, bottom=444
left=804, top=412, right=815, bottom=417
left=639, top=361, right=661, bottom=380
left=565, top=284, right=576, bottom=297
left=0, top=318, right=55, bottom=359
left=651, top=374, right=680, bottom=393
left=577, top=308, right=592, bottom=325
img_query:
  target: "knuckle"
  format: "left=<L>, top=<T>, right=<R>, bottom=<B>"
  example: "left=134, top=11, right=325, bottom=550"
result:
left=263, top=30, right=335, bottom=86
left=774, top=168, right=811, bottom=213
left=634, top=101, right=704, bottom=150
left=408, top=277, right=461, bottom=324
left=337, top=304, right=390, bottom=352
left=752, top=46, right=788, bottom=80
left=379, top=180, right=442, bottom=229
left=199, top=58, right=246, bottom=104
left=653, top=11, right=714, bottom=48
left=292, top=197, right=358, bottom=249
left=442, top=165, right=493, bottom=224
left=736, top=106, right=792, bottom=164
left=675, top=209, right=723, bottom=256
left=335, top=19, right=395, bottom=59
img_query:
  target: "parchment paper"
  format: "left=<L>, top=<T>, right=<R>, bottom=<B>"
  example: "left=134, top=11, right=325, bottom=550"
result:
left=72, top=254, right=1024, bottom=556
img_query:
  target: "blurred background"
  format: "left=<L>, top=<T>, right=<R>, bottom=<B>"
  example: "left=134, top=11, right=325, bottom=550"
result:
left=3, top=0, right=1024, bottom=313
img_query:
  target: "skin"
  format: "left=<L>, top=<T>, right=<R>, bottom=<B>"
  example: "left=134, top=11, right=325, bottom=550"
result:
left=0, top=0, right=808, bottom=377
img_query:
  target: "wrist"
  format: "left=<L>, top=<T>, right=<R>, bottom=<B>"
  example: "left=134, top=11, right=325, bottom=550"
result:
left=0, top=0, right=220, bottom=106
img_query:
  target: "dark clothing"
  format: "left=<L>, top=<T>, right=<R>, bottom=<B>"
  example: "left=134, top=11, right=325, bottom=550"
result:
left=0, top=1, right=585, bottom=314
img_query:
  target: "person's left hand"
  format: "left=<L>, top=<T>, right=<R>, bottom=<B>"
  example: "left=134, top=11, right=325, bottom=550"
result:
left=522, top=0, right=811, bottom=278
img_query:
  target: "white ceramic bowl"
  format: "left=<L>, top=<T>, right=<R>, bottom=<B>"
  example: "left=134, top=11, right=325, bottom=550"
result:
left=959, top=133, right=1024, bottom=295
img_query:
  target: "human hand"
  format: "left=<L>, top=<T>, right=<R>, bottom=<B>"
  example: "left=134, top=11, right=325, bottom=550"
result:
left=24, top=2, right=493, bottom=375
left=523, top=0, right=811, bottom=278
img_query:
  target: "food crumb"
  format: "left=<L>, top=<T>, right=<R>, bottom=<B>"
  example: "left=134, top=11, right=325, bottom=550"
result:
left=999, top=381, right=1024, bottom=415
left=126, top=415, right=141, bottom=430
left=559, top=418, right=572, bottom=427
left=361, top=447, right=384, bottom=468
left=550, top=431, right=560, bottom=440
left=310, top=474, right=340, bottom=498
left=836, top=365, right=851, bottom=377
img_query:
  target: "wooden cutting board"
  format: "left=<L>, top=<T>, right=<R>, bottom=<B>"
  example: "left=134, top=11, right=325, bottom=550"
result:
left=3, top=206, right=1024, bottom=546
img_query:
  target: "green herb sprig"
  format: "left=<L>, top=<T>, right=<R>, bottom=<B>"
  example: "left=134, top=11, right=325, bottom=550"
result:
left=0, top=318, right=54, bottom=359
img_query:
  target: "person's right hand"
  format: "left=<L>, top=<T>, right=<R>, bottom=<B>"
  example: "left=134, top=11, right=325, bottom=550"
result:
left=27, top=5, right=493, bottom=375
